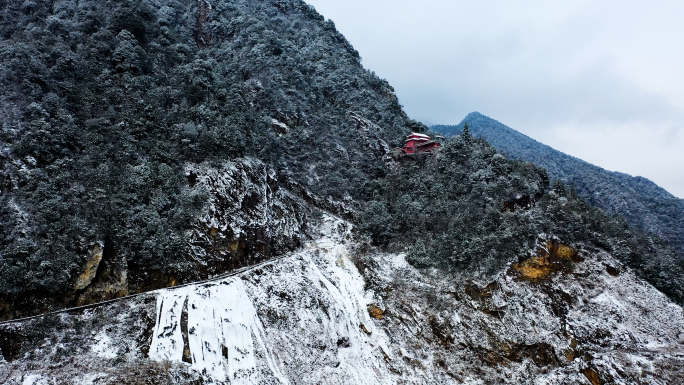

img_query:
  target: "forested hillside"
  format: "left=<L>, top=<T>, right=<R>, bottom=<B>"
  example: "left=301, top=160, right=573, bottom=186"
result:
left=2, top=1, right=684, bottom=382
left=360, top=131, right=684, bottom=304
left=433, top=112, right=684, bottom=252
left=0, top=0, right=413, bottom=318
left=0, top=0, right=682, bottom=324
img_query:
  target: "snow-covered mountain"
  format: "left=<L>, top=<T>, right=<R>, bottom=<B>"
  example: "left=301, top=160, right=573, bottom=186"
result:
left=1, top=1, right=683, bottom=383
left=434, top=113, right=684, bottom=253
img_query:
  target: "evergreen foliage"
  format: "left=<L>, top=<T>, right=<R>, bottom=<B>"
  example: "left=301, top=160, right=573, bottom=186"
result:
left=0, top=0, right=410, bottom=300
left=360, top=134, right=684, bottom=303
left=433, top=112, right=684, bottom=252
left=430, top=113, right=684, bottom=302
left=0, top=0, right=681, bottom=311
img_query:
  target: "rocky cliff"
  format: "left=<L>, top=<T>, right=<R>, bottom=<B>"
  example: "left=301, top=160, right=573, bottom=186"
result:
left=0, top=157, right=310, bottom=321
left=0, top=0, right=408, bottom=319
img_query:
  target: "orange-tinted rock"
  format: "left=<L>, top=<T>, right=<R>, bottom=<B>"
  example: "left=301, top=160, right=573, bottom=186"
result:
left=74, top=243, right=104, bottom=290
left=167, top=276, right=179, bottom=288
left=582, top=367, right=603, bottom=385
left=512, top=239, right=579, bottom=281
left=547, top=240, right=578, bottom=260
left=513, top=256, right=556, bottom=280
left=368, top=304, right=384, bottom=320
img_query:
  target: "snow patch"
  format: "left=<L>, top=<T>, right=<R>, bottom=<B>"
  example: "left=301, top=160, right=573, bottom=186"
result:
left=21, top=375, right=48, bottom=385
left=150, top=279, right=287, bottom=384
left=188, top=278, right=287, bottom=384
left=90, top=331, right=117, bottom=359
left=149, top=290, right=187, bottom=361
left=148, top=214, right=397, bottom=384
left=591, top=291, right=627, bottom=312
left=270, top=118, right=289, bottom=133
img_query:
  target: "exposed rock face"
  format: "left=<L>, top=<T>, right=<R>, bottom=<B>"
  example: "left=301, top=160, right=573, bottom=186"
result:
left=73, top=243, right=104, bottom=291
left=512, top=239, right=579, bottom=281
left=368, top=304, right=385, bottom=320
left=185, top=158, right=308, bottom=275
left=2, top=216, right=682, bottom=384
left=75, top=251, right=129, bottom=307
left=0, top=158, right=309, bottom=320
left=119, top=157, right=311, bottom=297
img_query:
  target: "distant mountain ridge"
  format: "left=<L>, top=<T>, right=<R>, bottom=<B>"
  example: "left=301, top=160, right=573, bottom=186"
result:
left=433, top=112, right=684, bottom=252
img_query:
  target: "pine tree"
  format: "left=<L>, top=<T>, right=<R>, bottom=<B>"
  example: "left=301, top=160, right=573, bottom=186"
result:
left=462, top=122, right=471, bottom=143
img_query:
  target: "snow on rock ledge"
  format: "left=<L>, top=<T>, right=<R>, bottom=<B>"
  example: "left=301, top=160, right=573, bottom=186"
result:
left=150, top=278, right=287, bottom=384
left=148, top=215, right=393, bottom=384
left=185, top=157, right=307, bottom=276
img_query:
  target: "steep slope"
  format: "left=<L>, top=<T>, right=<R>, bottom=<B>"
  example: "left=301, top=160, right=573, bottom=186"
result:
left=2, top=215, right=683, bottom=384
left=433, top=112, right=684, bottom=252
left=2, top=2, right=683, bottom=382
left=359, top=134, right=684, bottom=305
left=0, top=0, right=412, bottom=319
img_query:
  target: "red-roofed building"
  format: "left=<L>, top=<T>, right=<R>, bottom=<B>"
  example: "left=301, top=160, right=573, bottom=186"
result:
left=403, top=132, right=442, bottom=154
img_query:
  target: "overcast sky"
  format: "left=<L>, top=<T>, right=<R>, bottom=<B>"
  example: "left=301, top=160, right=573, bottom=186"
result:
left=306, top=0, right=684, bottom=198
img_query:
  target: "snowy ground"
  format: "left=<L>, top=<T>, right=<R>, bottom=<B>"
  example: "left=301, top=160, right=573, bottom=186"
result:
left=147, top=215, right=394, bottom=384
left=1, top=215, right=683, bottom=384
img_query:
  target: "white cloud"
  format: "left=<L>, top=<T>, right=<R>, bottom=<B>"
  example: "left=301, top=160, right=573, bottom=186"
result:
left=306, top=0, right=684, bottom=197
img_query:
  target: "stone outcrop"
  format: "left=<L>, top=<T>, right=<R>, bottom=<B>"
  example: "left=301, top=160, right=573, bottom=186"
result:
left=512, top=239, right=580, bottom=281
left=185, top=157, right=309, bottom=276
left=0, top=158, right=312, bottom=321
left=73, top=243, right=104, bottom=291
